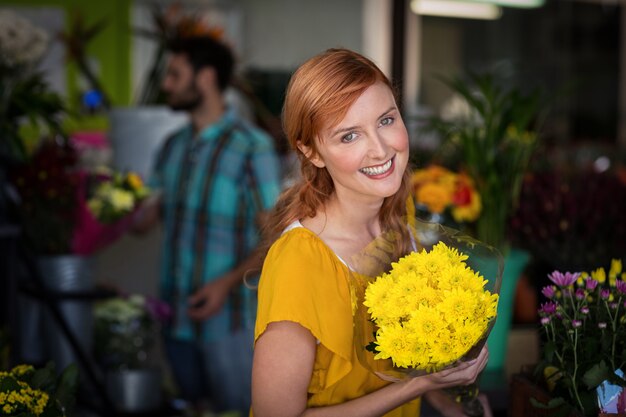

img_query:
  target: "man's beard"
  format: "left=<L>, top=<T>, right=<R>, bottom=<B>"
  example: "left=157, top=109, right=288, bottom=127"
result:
left=166, top=85, right=202, bottom=112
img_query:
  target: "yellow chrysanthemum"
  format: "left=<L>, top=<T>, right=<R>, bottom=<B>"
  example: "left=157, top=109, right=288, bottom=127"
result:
left=438, top=287, right=477, bottom=322
left=126, top=172, right=144, bottom=190
left=609, top=259, right=622, bottom=280
left=374, top=323, right=421, bottom=368
left=407, top=305, right=446, bottom=337
left=109, top=189, right=134, bottom=211
left=592, top=267, right=606, bottom=284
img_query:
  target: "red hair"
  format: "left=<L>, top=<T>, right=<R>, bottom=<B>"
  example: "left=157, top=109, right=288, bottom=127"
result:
left=262, top=48, right=412, bottom=255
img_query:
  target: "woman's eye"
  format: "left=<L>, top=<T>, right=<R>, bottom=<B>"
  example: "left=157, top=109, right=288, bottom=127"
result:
left=341, top=132, right=357, bottom=143
left=380, top=116, right=394, bottom=126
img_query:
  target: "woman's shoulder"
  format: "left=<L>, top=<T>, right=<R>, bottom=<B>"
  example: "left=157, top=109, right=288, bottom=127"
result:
left=268, top=225, right=330, bottom=262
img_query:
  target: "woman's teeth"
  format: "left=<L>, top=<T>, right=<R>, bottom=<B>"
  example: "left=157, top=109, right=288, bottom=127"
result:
left=359, top=158, right=393, bottom=176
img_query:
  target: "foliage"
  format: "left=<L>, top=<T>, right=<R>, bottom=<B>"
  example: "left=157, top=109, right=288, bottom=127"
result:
left=428, top=73, right=545, bottom=250
left=94, top=295, right=171, bottom=370
left=537, top=261, right=626, bottom=416
left=510, top=168, right=626, bottom=272
left=0, top=10, right=65, bottom=162
left=0, top=362, right=78, bottom=417
left=10, top=139, right=79, bottom=254
left=410, top=165, right=481, bottom=229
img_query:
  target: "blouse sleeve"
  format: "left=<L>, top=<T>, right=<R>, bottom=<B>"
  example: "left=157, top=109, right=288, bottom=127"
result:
left=255, top=228, right=354, bottom=389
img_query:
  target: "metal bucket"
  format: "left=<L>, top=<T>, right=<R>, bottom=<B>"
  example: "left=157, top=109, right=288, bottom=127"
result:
left=38, top=255, right=94, bottom=374
left=106, top=368, right=162, bottom=413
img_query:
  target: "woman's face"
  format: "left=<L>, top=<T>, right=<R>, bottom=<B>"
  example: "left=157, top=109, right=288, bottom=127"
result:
left=307, top=82, right=409, bottom=206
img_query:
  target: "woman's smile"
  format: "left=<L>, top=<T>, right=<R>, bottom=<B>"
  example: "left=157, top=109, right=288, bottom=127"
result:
left=359, top=156, right=395, bottom=178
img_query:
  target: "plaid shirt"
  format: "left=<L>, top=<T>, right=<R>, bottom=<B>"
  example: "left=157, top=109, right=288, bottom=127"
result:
left=150, top=108, right=281, bottom=342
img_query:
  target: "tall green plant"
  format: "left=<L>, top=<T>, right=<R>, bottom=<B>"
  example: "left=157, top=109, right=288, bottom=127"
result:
left=430, top=73, right=545, bottom=250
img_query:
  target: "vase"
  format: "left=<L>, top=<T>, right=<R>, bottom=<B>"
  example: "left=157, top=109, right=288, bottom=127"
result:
left=485, top=247, right=530, bottom=372
left=108, top=106, right=188, bottom=180
left=105, top=367, right=162, bottom=413
left=38, top=255, right=95, bottom=374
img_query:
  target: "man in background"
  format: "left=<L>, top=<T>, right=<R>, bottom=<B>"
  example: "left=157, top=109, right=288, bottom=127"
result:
left=133, top=35, right=281, bottom=415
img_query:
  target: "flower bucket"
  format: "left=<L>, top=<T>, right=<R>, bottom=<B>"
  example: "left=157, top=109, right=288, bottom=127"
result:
left=106, top=367, right=162, bottom=413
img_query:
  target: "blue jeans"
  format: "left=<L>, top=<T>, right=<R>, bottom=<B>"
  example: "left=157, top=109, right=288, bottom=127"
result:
left=164, top=327, right=254, bottom=414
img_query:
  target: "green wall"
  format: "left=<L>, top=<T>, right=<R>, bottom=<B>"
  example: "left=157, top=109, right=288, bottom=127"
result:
left=0, top=0, right=131, bottom=107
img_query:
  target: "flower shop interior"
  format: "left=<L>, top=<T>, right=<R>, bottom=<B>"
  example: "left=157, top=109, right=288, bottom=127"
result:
left=1, top=0, right=626, bottom=416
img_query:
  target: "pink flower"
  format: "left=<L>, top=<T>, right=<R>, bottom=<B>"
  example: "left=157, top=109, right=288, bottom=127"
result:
left=585, top=279, right=598, bottom=291
left=580, top=306, right=589, bottom=314
left=539, top=302, right=557, bottom=315
left=598, top=322, right=607, bottom=329
left=575, top=289, right=585, bottom=300
left=571, top=320, right=582, bottom=328
left=542, top=285, right=556, bottom=299
left=616, top=280, right=626, bottom=295
left=548, top=271, right=580, bottom=287
left=601, top=289, right=610, bottom=300
left=541, top=317, right=551, bottom=325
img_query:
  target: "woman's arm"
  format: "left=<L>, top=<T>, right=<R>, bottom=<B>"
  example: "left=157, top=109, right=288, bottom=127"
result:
left=252, top=321, right=490, bottom=417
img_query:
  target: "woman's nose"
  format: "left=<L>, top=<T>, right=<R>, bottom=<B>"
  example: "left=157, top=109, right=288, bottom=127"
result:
left=367, top=132, right=388, bottom=159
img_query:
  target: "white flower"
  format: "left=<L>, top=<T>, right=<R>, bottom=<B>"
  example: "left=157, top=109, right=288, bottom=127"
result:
left=0, top=10, right=49, bottom=67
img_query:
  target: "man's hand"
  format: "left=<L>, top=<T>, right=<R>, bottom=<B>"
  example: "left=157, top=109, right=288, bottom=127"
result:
left=187, top=276, right=232, bottom=321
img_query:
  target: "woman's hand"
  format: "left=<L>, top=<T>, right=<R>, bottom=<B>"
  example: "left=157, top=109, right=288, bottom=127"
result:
left=420, top=345, right=489, bottom=390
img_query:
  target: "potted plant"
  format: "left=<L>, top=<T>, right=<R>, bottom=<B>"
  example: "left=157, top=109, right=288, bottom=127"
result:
left=514, top=260, right=626, bottom=417
left=428, top=72, right=547, bottom=372
left=93, top=294, right=171, bottom=413
left=0, top=362, right=78, bottom=416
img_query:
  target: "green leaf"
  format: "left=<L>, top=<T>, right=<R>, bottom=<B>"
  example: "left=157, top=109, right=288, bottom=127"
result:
left=582, top=360, right=611, bottom=389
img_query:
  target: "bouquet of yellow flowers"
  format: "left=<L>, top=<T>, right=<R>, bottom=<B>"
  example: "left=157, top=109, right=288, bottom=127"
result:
left=411, top=165, right=481, bottom=226
left=351, top=220, right=503, bottom=416
left=363, top=241, right=498, bottom=372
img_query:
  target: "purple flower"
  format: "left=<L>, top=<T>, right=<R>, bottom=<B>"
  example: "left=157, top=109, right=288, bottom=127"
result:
left=610, top=302, right=618, bottom=310
left=539, top=302, right=557, bottom=315
left=601, top=289, right=610, bottom=300
left=572, top=320, right=582, bottom=328
left=542, top=286, right=556, bottom=299
left=598, top=322, right=607, bottom=329
left=145, top=297, right=173, bottom=323
left=575, top=289, right=586, bottom=300
left=585, top=279, right=599, bottom=291
left=541, top=317, right=551, bottom=325
left=548, top=271, right=580, bottom=287
left=580, top=306, right=589, bottom=314
left=616, top=280, right=626, bottom=295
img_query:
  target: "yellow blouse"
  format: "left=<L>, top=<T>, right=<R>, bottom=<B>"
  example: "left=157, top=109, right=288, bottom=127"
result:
left=255, top=226, right=421, bottom=416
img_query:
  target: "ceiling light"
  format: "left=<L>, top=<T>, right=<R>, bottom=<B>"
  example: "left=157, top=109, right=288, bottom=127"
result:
left=469, top=0, right=545, bottom=8
left=411, top=0, right=502, bottom=20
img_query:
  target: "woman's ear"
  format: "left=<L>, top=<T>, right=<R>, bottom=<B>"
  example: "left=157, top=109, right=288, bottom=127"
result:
left=297, top=141, right=325, bottom=168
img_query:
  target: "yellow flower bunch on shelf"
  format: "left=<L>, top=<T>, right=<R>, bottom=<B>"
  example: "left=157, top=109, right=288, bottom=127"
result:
left=411, top=165, right=481, bottom=224
left=87, top=171, right=150, bottom=224
left=363, top=242, right=498, bottom=371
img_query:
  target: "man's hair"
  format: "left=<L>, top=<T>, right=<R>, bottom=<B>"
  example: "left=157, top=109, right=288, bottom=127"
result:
left=167, top=36, right=234, bottom=92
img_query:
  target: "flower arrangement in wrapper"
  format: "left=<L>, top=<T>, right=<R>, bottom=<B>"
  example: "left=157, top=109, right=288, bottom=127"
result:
left=71, top=169, right=150, bottom=255
left=351, top=219, right=503, bottom=416
left=536, top=260, right=626, bottom=416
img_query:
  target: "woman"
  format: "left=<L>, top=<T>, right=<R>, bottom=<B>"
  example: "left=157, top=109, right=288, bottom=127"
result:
left=252, top=48, right=489, bottom=417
